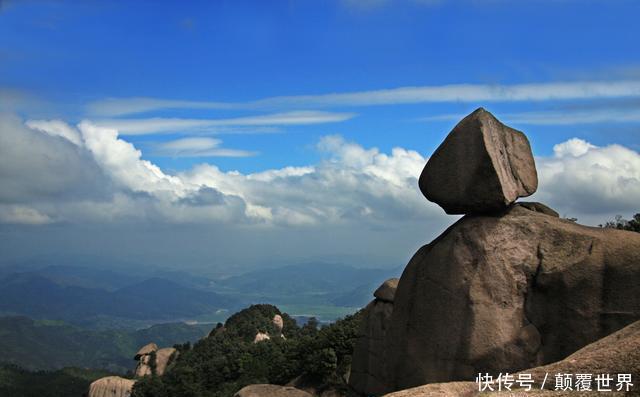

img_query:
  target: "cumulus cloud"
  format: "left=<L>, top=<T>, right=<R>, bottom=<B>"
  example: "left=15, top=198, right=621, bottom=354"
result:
left=2, top=114, right=639, bottom=230
left=533, top=138, right=640, bottom=221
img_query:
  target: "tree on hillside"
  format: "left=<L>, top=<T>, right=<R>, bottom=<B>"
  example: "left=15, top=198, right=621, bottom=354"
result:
left=600, top=213, right=640, bottom=233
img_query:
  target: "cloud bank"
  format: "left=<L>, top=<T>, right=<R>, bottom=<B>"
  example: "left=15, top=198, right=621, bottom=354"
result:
left=1, top=114, right=638, bottom=230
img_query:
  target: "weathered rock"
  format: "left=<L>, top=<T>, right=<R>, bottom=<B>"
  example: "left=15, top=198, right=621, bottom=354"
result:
left=350, top=278, right=399, bottom=396
left=516, top=201, right=559, bottom=217
left=378, top=203, right=640, bottom=392
left=419, top=108, right=538, bottom=214
left=88, top=376, right=136, bottom=397
left=135, top=354, right=153, bottom=377
left=374, top=278, right=399, bottom=303
left=134, top=342, right=157, bottom=360
left=382, top=320, right=640, bottom=397
left=254, top=331, right=271, bottom=343
left=234, top=384, right=313, bottom=397
left=155, top=347, right=178, bottom=376
left=273, top=314, right=284, bottom=333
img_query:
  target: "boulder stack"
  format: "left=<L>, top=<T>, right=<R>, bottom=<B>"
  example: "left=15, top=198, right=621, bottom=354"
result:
left=234, top=384, right=312, bottom=397
left=419, top=108, right=537, bottom=214
left=350, top=108, right=640, bottom=395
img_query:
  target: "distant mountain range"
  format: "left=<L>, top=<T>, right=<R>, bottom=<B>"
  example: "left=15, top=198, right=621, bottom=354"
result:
left=0, top=262, right=400, bottom=328
left=0, top=316, right=210, bottom=373
left=0, top=272, right=236, bottom=328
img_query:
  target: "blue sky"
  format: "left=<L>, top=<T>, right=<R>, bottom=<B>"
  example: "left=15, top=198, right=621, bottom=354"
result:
left=1, top=0, right=640, bottom=271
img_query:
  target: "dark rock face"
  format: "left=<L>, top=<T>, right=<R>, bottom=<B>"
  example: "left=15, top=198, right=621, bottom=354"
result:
left=382, top=319, right=640, bottom=396
left=350, top=279, right=399, bottom=395
left=383, top=204, right=640, bottom=391
left=419, top=108, right=538, bottom=214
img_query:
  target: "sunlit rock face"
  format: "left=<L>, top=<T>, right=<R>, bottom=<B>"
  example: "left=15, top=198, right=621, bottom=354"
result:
left=419, top=108, right=538, bottom=215
left=87, top=376, right=135, bottom=397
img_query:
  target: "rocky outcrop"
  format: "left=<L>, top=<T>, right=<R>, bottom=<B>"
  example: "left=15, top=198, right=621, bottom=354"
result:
left=273, top=314, right=284, bottom=333
left=155, top=347, right=178, bottom=376
left=134, top=343, right=177, bottom=377
left=134, top=342, right=157, bottom=360
left=351, top=109, right=640, bottom=396
left=382, top=319, right=640, bottom=396
left=88, top=376, right=136, bottom=397
left=234, top=384, right=313, bottom=397
left=373, top=278, right=399, bottom=303
left=254, top=331, right=271, bottom=343
left=419, top=108, right=537, bottom=214
left=384, top=204, right=640, bottom=390
left=349, top=278, right=399, bottom=396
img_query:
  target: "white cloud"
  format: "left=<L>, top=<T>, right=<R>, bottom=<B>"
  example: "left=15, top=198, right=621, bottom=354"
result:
left=552, top=138, right=597, bottom=157
left=25, top=119, right=83, bottom=145
left=93, top=111, right=356, bottom=135
left=86, top=80, right=640, bottom=117
left=3, top=114, right=639, bottom=230
left=533, top=139, right=640, bottom=221
left=154, top=137, right=256, bottom=158
left=0, top=205, right=52, bottom=225
left=86, top=97, right=235, bottom=117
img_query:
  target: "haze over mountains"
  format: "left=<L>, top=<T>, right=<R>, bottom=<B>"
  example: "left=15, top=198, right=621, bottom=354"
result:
left=0, top=260, right=399, bottom=373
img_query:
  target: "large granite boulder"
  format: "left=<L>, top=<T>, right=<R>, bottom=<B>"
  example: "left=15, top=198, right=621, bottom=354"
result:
left=234, top=384, right=313, bottom=397
left=380, top=203, right=640, bottom=392
left=88, top=376, right=136, bottom=397
left=350, top=278, right=399, bottom=395
left=382, top=319, right=640, bottom=396
left=419, top=108, right=538, bottom=214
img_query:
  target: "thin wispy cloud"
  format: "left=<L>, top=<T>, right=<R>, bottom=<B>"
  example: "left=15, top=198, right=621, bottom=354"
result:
left=420, top=107, right=640, bottom=125
left=87, top=97, right=236, bottom=117
left=92, top=111, right=356, bottom=135
left=88, top=80, right=640, bottom=117
left=154, top=137, right=256, bottom=158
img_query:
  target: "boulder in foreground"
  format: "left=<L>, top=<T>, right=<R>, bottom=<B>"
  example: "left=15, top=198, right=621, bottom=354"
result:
left=382, top=319, right=640, bottom=396
left=234, top=384, right=313, bottom=397
left=419, top=108, right=538, bottom=214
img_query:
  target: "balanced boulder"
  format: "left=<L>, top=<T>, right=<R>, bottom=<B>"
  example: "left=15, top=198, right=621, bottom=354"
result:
left=419, top=108, right=538, bottom=214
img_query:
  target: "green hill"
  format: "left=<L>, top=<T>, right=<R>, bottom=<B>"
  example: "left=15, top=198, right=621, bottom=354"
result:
left=0, top=316, right=211, bottom=373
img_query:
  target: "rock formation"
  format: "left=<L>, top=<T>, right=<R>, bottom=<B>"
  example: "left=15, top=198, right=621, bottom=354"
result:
left=134, top=343, right=177, bottom=377
left=87, top=376, right=136, bottom=397
left=381, top=319, right=640, bottom=397
left=154, top=347, right=178, bottom=376
left=349, top=278, right=399, bottom=395
left=350, top=108, right=640, bottom=395
left=419, top=108, right=538, bottom=214
left=254, top=331, right=271, bottom=343
left=234, top=384, right=313, bottom=397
